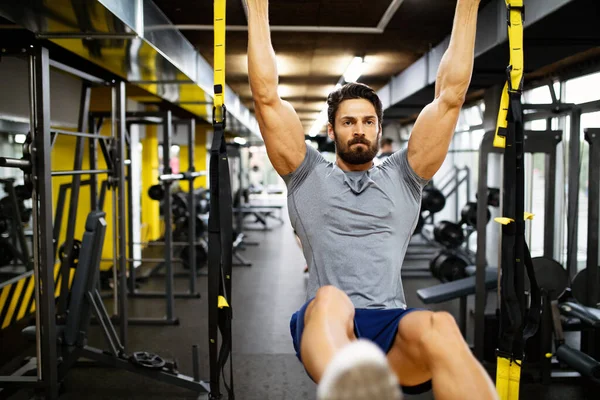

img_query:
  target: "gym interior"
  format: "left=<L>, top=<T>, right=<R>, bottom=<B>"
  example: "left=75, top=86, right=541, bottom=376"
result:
left=0, top=0, right=599, bottom=399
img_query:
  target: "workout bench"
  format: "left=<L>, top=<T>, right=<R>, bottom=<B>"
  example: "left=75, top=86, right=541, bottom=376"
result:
left=416, top=266, right=498, bottom=336
left=234, top=205, right=284, bottom=230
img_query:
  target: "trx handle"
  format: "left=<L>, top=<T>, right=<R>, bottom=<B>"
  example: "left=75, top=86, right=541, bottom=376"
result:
left=208, top=1, right=234, bottom=399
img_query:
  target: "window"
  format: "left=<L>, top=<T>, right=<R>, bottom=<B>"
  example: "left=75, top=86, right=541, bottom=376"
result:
left=565, top=71, right=600, bottom=104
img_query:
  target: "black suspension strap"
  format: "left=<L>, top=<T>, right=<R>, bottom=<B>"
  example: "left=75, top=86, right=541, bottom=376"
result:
left=208, top=0, right=234, bottom=398
left=493, top=1, right=541, bottom=399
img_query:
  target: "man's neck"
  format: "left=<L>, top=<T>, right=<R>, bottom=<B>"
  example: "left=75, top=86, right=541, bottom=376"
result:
left=336, top=156, right=373, bottom=172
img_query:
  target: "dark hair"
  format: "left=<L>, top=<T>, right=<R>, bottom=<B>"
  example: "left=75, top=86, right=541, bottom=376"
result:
left=381, top=138, right=393, bottom=147
left=327, top=83, right=383, bottom=128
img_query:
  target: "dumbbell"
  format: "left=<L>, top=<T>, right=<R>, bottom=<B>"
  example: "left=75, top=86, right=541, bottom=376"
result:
left=430, top=250, right=470, bottom=282
left=148, top=184, right=164, bottom=201
left=421, top=187, right=446, bottom=214
left=433, top=221, right=465, bottom=248
left=460, top=202, right=491, bottom=228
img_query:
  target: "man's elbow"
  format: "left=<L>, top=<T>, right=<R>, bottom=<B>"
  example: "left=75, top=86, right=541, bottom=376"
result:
left=437, top=86, right=467, bottom=110
left=250, top=78, right=280, bottom=106
left=252, top=89, right=280, bottom=107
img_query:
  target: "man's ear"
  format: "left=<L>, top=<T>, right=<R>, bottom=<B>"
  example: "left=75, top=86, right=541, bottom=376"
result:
left=327, top=123, right=335, bottom=141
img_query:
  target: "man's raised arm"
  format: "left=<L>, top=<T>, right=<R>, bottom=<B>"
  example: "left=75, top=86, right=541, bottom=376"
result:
left=407, top=0, right=480, bottom=180
left=247, top=0, right=306, bottom=176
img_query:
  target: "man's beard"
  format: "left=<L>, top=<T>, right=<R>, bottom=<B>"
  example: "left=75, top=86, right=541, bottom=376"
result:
left=334, top=132, right=379, bottom=165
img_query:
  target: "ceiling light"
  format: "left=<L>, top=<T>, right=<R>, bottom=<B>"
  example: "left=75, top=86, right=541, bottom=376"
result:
left=277, top=84, right=294, bottom=99
left=233, top=137, right=247, bottom=145
left=14, top=134, right=26, bottom=144
left=343, top=56, right=366, bottom=83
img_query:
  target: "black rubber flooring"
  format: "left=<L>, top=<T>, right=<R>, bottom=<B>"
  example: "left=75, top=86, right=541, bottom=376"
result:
left=3, top=209, right=596, bottom=399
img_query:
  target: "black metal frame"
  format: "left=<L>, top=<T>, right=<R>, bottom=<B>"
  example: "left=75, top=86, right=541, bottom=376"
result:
left=0, top=178, right=32, bottom=271
left=89, top=111, right=205, bottom=327
left=0, top=44, right=216, bottom=399
left=474, top=128, right=563, bottom=359
left=583, top=128, right=600, bottom=360
left=0, top=45, right=59, bottom=399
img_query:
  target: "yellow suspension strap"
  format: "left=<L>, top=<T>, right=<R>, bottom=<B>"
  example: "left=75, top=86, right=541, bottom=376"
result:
left=493, top=2, right=541, bottom=399
left=208, top=1, right=234, bottom=399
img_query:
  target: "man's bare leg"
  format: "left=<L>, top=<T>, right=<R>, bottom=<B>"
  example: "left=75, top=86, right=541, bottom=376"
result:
left=300, top=286, right=357, bottom=382
left=302, top=286, right=402, bottom=400
left=387, top=311, right=498, bottom=400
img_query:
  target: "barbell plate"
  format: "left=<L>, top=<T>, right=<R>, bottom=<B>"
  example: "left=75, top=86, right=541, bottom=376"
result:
left=571, top=267, right=600, bottom=305
left=524, top=257, right=569, bottom=300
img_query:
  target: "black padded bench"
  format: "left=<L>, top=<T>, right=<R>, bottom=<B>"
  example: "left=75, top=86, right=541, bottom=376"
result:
left=416, top=267, right=498, bottom=335
left=552, top=301, right=600, bottom=382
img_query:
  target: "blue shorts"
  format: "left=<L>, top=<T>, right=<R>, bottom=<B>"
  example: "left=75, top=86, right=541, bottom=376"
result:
left=290, top=299, right=432, bottom=395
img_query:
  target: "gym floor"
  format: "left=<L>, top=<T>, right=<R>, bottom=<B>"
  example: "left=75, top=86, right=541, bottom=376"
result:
left=5, top=206, right=596, bottom=400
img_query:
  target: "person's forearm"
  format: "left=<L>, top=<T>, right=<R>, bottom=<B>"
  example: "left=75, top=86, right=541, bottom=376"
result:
left=247, top=0, right=279, bottom=104
left=435, top=0, right=480, bottom=105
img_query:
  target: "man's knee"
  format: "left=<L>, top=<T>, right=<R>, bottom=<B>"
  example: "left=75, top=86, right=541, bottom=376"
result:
left=314, top=285, right=353, bottom=309
left=397, top=311, right=462, bottom=350
left=429, top=311, right=461, bottom=335
left=306, top=286, right=354, bottom=326
left=418, top=311, right=466, bottom=360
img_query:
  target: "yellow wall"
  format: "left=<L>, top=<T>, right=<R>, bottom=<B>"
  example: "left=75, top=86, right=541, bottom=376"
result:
left=140, top=125, right=161, bottom=242
left=51, top=130, right=123, bottom=272
left=139, top=124, right=208, bottom=241
left=178, top=124, right=208, bottom=191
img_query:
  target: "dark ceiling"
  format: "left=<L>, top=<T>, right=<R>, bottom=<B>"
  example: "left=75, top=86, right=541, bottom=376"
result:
left=153, top=0, right=494, bottom=131
left=150, top=0, right=600, bottom=131
left=385, top=0, right=600, bottom=121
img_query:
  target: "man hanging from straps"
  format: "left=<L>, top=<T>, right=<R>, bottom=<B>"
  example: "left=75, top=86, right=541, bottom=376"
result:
left=247, top=0, right=497, bottom=399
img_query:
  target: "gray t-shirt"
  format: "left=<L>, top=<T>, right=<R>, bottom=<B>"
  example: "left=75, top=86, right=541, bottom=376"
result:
left=283, top=145, right=429, bottom=310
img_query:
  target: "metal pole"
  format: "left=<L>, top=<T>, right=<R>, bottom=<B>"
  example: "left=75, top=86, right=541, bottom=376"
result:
left=116, top=82, right=129, bottom=350
left=163, top=112, right=175, bottom=321
left=544, top=136, right=558, bottom=258
left=57, top=83, right=91, bottom=315
left=33, top=46, right=59, bottom=399
left=454, top=167, right=460, bottom=222
left=28, top=48, right=43, bottom=383
left=5, top=182, right=31, bottom=268
left=89, top=117, right=100, bottom=211
left=566, top=108, right=581, bottom=280
left=110, top=86, right=119, bottom=319
left=187, top=120, right=197, bottom=295
left=126, top=124, right=136, bottom=295
left=584, top=129, right=599, bottom=358
left=474, top=132, right=491, bottom=359
left=525, top=153, right=534, bottom=246
left=51, top=169, right=111, bottom=176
